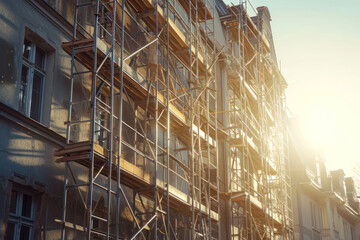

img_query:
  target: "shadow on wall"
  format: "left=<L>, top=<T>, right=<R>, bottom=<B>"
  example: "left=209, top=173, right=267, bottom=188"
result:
left=0, top=121, right=67, bottom=239
left=0, top=0, right=20, bottom=108
left=0, top=119, right=62, bottom=186
left=0, top=38, right=17, bottom=108
left=0, top=129, right=47, bottom=169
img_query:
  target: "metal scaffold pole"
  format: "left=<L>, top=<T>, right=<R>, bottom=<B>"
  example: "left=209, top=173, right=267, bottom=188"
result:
left=116, top=0, right=126, bottom=239
left=60, top=0, right=78, bottom=238
left=189, top=0, right=197, bottom=238
left=166, top=0, right=170, bottom=236
left=154, top=0, right=159, bottom=238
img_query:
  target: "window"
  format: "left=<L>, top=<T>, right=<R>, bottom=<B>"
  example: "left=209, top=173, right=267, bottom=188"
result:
left=19, top=38, right=46, bottom=122
left=311, top=201, right=321, bottom=231
left=4, top=190, right=36, bottom=240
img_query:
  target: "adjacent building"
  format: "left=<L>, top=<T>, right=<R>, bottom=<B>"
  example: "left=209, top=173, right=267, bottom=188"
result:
left=0, top=0, right=292, bottom=239
left=289, top=119, right=360, bottom=240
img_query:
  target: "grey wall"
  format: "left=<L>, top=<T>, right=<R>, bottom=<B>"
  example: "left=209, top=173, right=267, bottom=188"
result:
left=0, top=0, right=71, bottom=134
left=0, top=0, right=72, bottom=238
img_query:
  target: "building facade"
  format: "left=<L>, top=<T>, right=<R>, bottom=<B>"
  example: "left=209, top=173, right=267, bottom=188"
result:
left=289, top=120, right=360, bottom=240
left=0, top=0, right=292, bottom=239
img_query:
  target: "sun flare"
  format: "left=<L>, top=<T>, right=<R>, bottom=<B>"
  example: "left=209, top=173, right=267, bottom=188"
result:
left=300, top=105, right=338, bottom=150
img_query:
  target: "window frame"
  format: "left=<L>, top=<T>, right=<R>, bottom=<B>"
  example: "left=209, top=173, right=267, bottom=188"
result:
left=19, top=38, right=46, bottom=122
left=310, top=201, right=322, bottom=231
left=5, top=188, right=36, bottom=240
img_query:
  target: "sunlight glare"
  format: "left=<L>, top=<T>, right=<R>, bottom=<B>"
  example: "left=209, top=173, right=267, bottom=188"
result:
left=300, top=105, right=338, bottom=151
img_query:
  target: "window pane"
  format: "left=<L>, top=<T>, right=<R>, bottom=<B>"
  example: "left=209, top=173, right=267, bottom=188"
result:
left=30, top=71, right=43, bottom=121
left=23, top=39, right=31, bottom=60
left=20, top=225, right=30, bottom=240
left=21, top=194, right=33, bottom=218
left=19, top=66, right=29, bottom=115
left=4, top=222, right=15, bottom=240
left=33, top=73, right=43, bottom=92
left=35, top=47, right=45, bottom=69
left=9, top=191, right=18, bottom=214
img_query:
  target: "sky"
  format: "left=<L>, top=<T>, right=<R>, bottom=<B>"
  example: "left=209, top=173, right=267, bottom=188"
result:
left=223, top=0, right=360, bottom=177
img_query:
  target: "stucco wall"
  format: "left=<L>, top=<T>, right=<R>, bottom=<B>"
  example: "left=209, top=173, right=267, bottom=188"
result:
left=0, top=0, right=73, bottom=238
left=0, top=0, right=71, bottom=135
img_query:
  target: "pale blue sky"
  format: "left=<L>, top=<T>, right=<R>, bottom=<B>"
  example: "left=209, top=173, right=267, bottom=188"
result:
left=224, top=0, right=360, bottom=175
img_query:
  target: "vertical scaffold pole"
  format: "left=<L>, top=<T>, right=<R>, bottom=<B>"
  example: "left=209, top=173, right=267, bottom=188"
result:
left=154, top=0, right=159, bottom=239
left=86, top=1, right=100, bottom=238
left=165, top=0, right=171, bottom=238
left=116, top=0, right=125, bottom=239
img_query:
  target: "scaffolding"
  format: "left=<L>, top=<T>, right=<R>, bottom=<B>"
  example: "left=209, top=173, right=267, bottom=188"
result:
left=219, top=1, right=293, bottom=239
left=54, top=0, right=293, bottom=239
left=55, top=0, right=220, bottom=239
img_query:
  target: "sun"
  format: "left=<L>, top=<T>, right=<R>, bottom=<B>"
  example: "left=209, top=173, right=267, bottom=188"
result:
left=300, top=105, right=338, bottom=150
left=297, top=102, right=356, bottom=173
